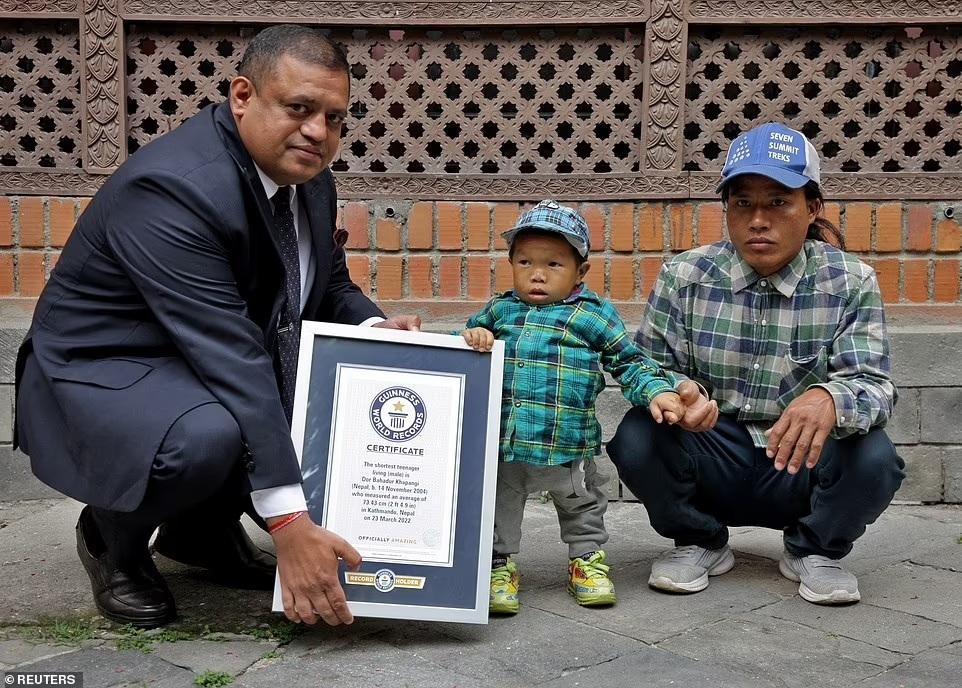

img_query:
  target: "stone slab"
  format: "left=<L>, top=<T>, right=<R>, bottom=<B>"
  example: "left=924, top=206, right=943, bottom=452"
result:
left=151, top=639, right=277, bottom=676
left=887, top=387, right=920, bottom=444
left=538, top=646, right=782, bottom=688
left=0, top=327, right=28, bottom=384
left=920, top=388, right=962, bottom=443
left=0, top=500, right=92, bottom=624
left=0, top=639, right=77, bottom=666
left=857, top=643, right=962, bottom=688
left=726, top=508, right=962, bottom=578
left=21, top=647, right=196, bottom=688
left=596, top=386, right=630, bottom=442
left=0, top=446, right=60, bottom=502
left=889, top=328, right=962, bottom=387
left=759, top=597, right=962, bottom=654
left=859, top=562, right=962, bottom=627
left=657, top=613, right=904, bottom=688
left=0, top=499, right=63, bottom=527
left=938, top=445, right=962, bottom=503
left=236, top=637, right=490, bottom=688
left=906, top=544, right=962, bottom=573
left=0, top=384, right=12, bottom=445
left=896, top=504, right=962, bottom=524
left=894, top=445, right=944, bottom=503
left=0, top=499, right=282, bottom=630
left=377, top=613, right=647, bottom=685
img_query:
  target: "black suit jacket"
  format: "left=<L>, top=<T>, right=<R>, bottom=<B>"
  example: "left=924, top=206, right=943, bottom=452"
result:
left=15, top=102, right=383, bottom=511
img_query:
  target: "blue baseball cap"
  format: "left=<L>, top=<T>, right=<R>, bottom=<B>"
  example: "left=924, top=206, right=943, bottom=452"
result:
left=501, top=200, right=590, bottom=258
left=717, top=123, right=821, bottom=193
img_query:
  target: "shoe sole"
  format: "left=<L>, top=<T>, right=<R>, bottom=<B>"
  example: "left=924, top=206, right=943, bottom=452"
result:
left=778, top=560, right=861, bottom=605
left=489, top=603, right=519, bottom=615
left=648, top=548, right=736, bottom=594
left=96, top=604, right=177, bottom=628
left=567, top=585, right=616, bottom=607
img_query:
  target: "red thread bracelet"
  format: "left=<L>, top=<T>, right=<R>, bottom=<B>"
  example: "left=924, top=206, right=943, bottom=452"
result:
left=268, top=510, right=306, bottom=534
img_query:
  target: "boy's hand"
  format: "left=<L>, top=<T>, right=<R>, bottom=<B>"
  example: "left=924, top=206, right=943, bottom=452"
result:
left=462, top=327, right=495, bottom=352
left=650, top=391, right=685, bottom=425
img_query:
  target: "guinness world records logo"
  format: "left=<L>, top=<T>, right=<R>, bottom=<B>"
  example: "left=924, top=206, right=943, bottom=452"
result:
left=374, top=568, right=396, bottom=592
left=370, top=387, right=426, bottom=442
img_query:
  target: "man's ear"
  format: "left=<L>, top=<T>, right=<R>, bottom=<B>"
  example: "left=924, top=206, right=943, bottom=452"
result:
left=229, top=76, right=255, bottom=118
left=807, top=197, right=822, bottom=224
left=578, top=261, right=590, bottom=283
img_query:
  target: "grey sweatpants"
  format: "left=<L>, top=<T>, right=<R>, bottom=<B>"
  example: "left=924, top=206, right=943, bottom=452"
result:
left=493, top=459, right=609, bottom=559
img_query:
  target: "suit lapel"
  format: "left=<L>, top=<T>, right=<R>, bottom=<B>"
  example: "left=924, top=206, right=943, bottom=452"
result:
left=213, top=102, right=286, bottom=342
left=213, top=102, right=275, bottom=232
left=300, top=177, right=334, bottom=316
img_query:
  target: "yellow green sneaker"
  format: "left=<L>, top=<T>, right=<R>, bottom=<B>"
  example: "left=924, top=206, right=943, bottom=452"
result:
left=568, top=550, right=617, bottom=607
left=490, top=559, right=520, bottom=614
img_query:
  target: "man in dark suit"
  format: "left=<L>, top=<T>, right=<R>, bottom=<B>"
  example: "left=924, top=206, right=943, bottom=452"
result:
left=14, top=24, right=419, bottom=629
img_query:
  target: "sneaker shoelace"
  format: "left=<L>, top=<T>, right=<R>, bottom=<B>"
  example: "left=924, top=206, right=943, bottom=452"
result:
left=806, top=555, right=842, bottom=571
left=576, top=555, right=609, bottom=577
left=666, top=545, right=703, bottom=562
left=491, top=566, right=514, bottom=584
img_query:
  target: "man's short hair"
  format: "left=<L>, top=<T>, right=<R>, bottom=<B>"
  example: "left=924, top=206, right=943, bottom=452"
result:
left=237, top=24, right=349, bottom=87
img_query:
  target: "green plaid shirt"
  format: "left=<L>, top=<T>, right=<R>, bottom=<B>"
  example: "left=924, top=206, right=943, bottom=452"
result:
left=467, top=286, right=676, bottom=466
left=639, top=240, right=896, bottom=447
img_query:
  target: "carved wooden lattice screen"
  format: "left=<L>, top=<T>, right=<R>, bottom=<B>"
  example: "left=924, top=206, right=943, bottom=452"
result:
left=1, top=1, right=961, bottom=199
left=125, top=24, right=646, bottom=175
left=0, top=21, right=81, bottom=169
left=685, top=25, right=962, bottom=173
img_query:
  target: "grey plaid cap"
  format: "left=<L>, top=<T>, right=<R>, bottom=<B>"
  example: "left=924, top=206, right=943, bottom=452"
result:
left=501, top=200, right=590, bottom=257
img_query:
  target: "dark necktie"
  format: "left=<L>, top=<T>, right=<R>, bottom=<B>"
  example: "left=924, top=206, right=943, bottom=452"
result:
left=272, top=186, right=301, bottom=423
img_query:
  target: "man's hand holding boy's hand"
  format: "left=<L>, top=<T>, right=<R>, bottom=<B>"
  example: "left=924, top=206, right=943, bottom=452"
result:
left=462, top=327, right=495, bottom=352
left=649, top=391, right=685, bottom=425
left=674, top=380, right=719, bottom=432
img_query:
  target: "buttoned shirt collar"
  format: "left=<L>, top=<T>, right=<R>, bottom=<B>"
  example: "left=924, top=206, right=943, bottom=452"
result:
left=504, top=283, right=597, bottom=307
left=729, top=245, right=807, bottom=298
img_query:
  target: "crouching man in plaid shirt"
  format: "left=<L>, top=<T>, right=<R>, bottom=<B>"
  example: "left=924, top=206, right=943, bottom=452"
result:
left=608, top=123, right=905, bottom=605
left=461, top=200, right=700, bottom=615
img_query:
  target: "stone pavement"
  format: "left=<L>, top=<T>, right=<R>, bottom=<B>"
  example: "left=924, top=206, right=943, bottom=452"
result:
left=1, top=498, right=960, bottom=688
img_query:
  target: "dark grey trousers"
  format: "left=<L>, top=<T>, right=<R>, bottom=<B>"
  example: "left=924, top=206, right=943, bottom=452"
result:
left=493, top=459, right=610, bottom=559
left=607, top=411, right=905, bottom=559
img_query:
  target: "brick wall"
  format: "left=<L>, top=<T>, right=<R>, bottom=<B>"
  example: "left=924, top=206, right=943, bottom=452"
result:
left=1, top=196, right=960, bottom=304
left=1, top=194, right=960, bottom=504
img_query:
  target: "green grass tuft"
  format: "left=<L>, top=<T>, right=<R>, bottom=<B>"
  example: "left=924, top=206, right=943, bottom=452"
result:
left=194, top=671, right=234, bottom=687
left=115, top=625, right=154, bottom=653
left=22, top=617, right=99, bottom=644
left=153, top=628, right=196, bottom=644
left=245, top=620, right=302, bottom=644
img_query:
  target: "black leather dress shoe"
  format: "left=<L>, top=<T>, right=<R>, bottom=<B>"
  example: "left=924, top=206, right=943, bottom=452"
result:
left=76, top=507, right=176, bottom=628
left=152, top=520, right=276, bottom=590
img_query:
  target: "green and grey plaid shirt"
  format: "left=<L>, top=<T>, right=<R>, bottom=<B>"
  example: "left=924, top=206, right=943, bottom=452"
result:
left=638, top=239, right=896, bottom=447
left=467, top=287, right=676, bottom=466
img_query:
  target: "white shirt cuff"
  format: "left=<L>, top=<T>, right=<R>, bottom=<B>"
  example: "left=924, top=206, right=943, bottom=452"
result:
left=359, top=316, right=385, bottom=327
left=250, top=484, right=308, bottom=519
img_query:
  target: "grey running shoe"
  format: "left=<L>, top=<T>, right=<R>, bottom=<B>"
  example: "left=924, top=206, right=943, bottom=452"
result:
left=779, top=553, right=860, bottom=605
left=648, top=544, right=735, bottom=593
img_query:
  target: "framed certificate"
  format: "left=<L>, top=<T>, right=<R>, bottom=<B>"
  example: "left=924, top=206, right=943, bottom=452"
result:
left=272, top=322, right=504, bottom=623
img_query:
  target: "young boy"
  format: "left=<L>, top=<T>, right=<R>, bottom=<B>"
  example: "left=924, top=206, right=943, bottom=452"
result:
left=462, top=200, right=689, bottom=614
